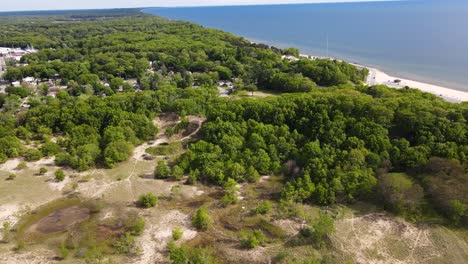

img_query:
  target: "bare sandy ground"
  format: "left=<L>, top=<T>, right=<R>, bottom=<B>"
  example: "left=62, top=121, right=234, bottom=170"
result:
left=332, top=213, right=468, bottom=264
left=0, top=249, right=55, bottom=264
left=136, top=210, right=197, bottom=264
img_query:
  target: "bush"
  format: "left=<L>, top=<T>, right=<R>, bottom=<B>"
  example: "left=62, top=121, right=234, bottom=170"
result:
left=39, top=167, right=48, bottom=175
left=137, top=193, right=158, bottom=208
left=23, top=148, right=43, bottom=161
left=16, top=161, right=27, bottom=170
left=104, top=140, right=134, bottom=168
left=171, top=165, right=184, bottom=180
left=2, top=221, right=10, bottom=242
left=172, top=227, right=183, bottom=241
left=55, top=169, right=66, bottom=182
left=300, top=214, right=335, bottom=248
left=240, top=229, right=266, bottom=249
left=40, top=141, right=61, bottom=156
left=246, top=166, right=260, bottom=182
left=377, top=173, right=424, bottom=218
left=59, top=243, right=69, bottom=260
left=168, top=242, right=219, bottom=264
left=168, top=240, right=188, bottom=264
left=127, top=217, right=145, bottom=236
left=186, top=169, right=200, bottom=185
left=154, top=160, right=171, bottom=179
left=220, top=178, right=238, bottom=207
left=114, top=232, right=137, bottom=254
left=192, top=206, right=211, bottom=231
left=449, top=200, right=467, bottom=226
left=6, top=174, right=16, bottom=181
left=255, top=201, right=272, bottom=215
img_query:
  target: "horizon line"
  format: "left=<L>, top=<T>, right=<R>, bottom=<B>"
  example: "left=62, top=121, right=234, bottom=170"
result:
left=0, top=0, right=400, bottom=13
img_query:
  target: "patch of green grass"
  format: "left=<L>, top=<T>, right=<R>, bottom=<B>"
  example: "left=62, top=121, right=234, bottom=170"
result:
left=243, top=216, right=286, bottom=239
left=146, top=142, right=183, bottom=156
left=15, top=197, right=82, bottom=241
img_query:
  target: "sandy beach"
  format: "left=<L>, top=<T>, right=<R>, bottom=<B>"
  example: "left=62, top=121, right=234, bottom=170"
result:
left=297, top=54, right=468, bottom=103
left=365, top=67, right=468, bottom=103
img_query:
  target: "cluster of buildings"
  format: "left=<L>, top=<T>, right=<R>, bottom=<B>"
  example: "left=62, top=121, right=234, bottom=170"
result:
left=0, top=46, right=37, bottom=62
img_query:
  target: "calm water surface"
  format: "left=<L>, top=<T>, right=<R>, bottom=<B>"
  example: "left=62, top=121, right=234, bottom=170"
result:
left=144, top=0, right=468, bottom=91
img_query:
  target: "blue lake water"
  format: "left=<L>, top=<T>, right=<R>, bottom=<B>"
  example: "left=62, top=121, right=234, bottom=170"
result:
left=144, top=0, right=468, bottom=92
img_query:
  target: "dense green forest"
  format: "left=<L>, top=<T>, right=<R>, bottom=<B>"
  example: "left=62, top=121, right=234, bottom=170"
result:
left=0, top=9, right=466, bottom=234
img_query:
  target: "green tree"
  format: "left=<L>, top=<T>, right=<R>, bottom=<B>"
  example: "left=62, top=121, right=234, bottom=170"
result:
left=220, top=178, right=239, bottom=207
left=171, top=165, right=184, bottom=180
left=172, top=227, right=183, bottom=241
left=240, top=229, right=266, bottom=249
left=300, top=214, right=335, bottom=248
left=137, top=193, right=158, bottom=208
left=104, top=141, right=134, bottom=168
left=55, top=169, right=65, bottom=182
left=154, top=160, right=171, bottom=179
left=377, top=173, right=424, bottom=217
left=192, top=206, right=212, bottom=231
left=23, top=148, right=43, bottom=161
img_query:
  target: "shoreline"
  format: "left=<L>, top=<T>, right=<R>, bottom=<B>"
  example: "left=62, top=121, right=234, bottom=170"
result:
left=298, top=54, right=468, bottom=103
left=363, top=66, right=468, bottom=103
left=143, top=9, right=468, bottom=103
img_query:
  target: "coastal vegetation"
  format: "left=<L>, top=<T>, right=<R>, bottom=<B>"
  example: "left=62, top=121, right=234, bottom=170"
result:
left=0, top=9, right=466, bottom=264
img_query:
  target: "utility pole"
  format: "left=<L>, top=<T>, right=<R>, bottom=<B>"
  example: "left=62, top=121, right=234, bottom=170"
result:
left=326, top=34, right=329, bottom=58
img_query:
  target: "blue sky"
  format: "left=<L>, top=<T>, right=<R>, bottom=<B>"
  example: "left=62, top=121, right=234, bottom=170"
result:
left=0, top=0, right=393, bottom=12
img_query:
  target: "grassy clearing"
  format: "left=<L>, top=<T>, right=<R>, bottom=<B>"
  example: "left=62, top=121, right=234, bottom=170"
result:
left=15, top=197, right=83, bottom=242
left=146, top=141, right=183, bottom=156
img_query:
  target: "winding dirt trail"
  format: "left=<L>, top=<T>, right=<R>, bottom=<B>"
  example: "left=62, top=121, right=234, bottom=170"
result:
left=78, top=115, right=205, bottom=200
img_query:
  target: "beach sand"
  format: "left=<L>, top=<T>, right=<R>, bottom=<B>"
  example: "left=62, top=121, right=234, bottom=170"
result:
left=365, top=67, right=468, bottom=103
left=297, top=54, right=468, bottom=103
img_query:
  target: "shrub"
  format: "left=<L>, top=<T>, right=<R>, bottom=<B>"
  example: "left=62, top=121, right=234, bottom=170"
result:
left=171, top=165, right=184, bottom=180
left=192, top=206, right=211, bottom=231
left=2, top=221, right=10, bottom=242
left=246, top=166, right=260, bottom=182
left=449, top=200, right=467, bottom=226
left=23, top=148, right=43, bottom=161
left=172, top=227, right=183, bottom=241
left=114, top=232, right=137, bottom=254
left=137, top=193, right=158, bottom=208
left=40, top=141, right=61, bottom=156
left=220, top=178, right=238, bottom=207
left=14, top=241, right=25, bottom=252
left=168, top=240, right=188, bottom=264
left=377, top=173, right=424, bottom=218
left=240, top=229, right=266, bottom=249
left=55, top=169, right=65, bottom=182
left=127, top=217, right=145, bottom=236
left=39, top=167, right=48, bottom=175
left=255, top=201, right=272, bottom=215
left=59, top=243, right=69, bottom=260
left=186, top=169, right=200, bottom=185
left=6, top=174, right=16, bottom=181
left=300, top=214, right=335, bottom=248
left=154, top=160, right=170, bottom=179
left=104, top=140, right=134, bottom=168
left=16, top=161, right=27, bottom=170
left=168, top=242, right=219, bottom=264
